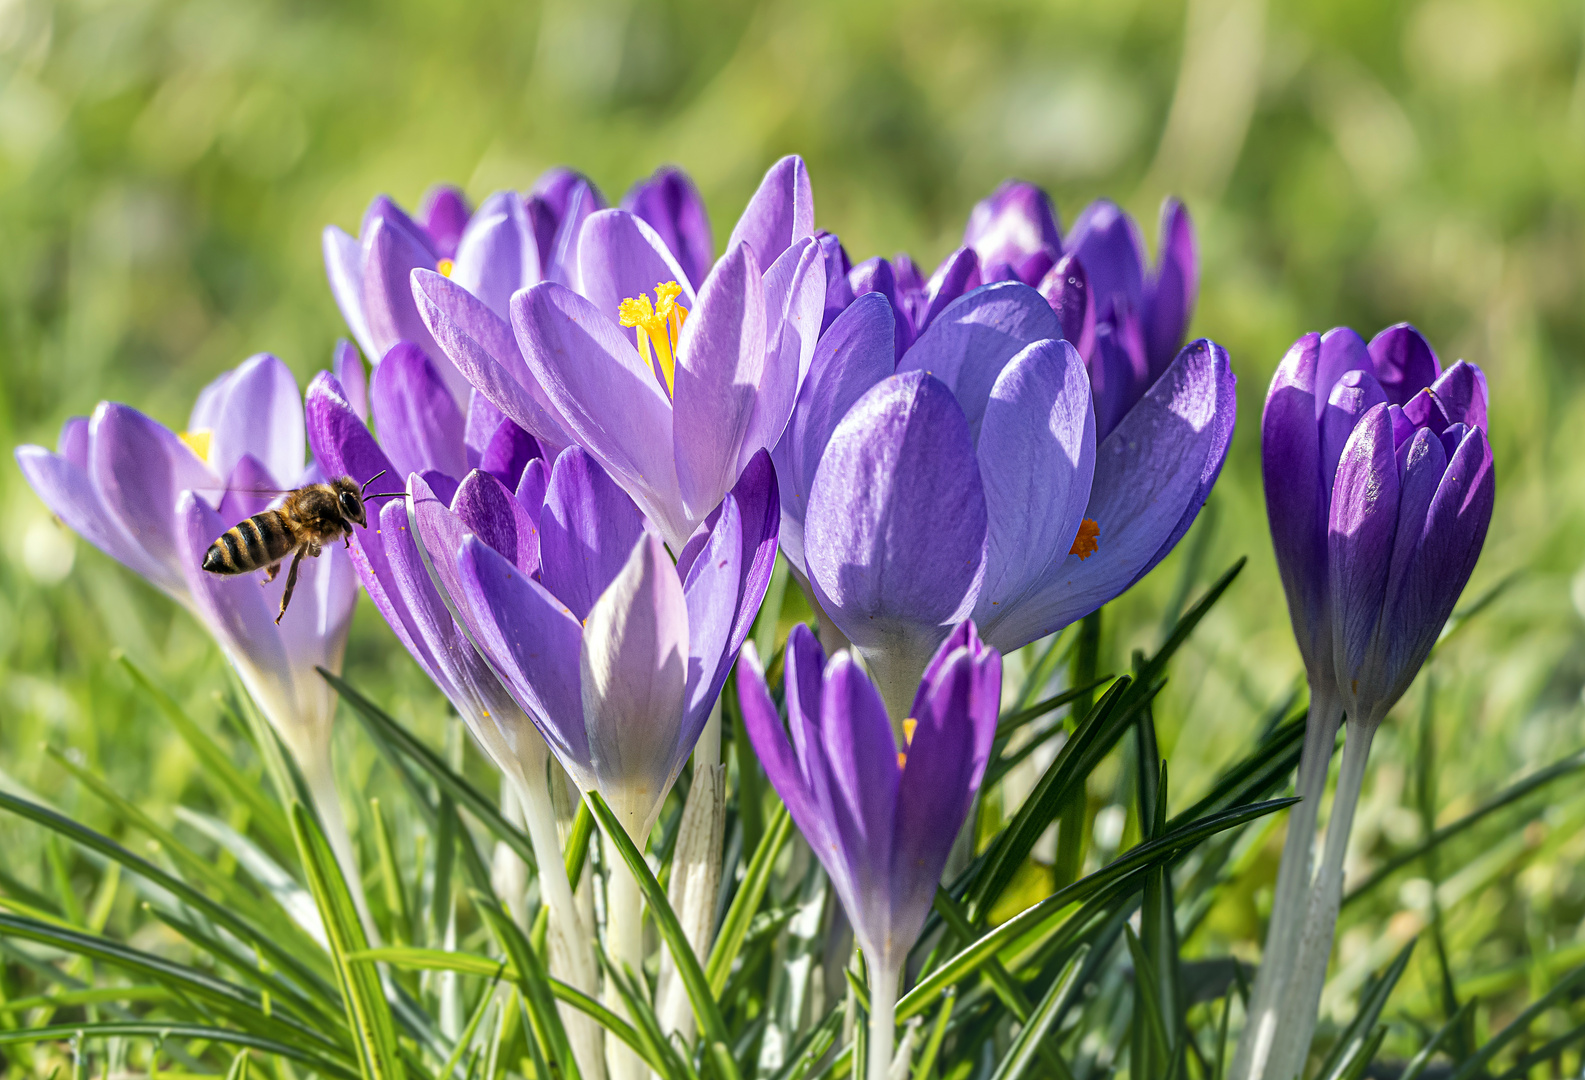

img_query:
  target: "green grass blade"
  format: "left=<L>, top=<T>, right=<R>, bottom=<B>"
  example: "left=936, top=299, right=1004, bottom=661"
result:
left=706, top=803, right=791, bottom=996
left=597, top=952, right=688, bottom=1080
left=987, top=946, right=1087, bottom=1080
left=1399, top=1000, right=1474, bottom=1080
left=472, top=892, right=580, bottom=1080
left=1316, top=938, right=1416, bottom=1080
left=586, top=792, right=738, bottom=1079
left=910, top=989, right=955, bottom=1080
left=1447, top=963, right=1585, bottom=1080
left=289, top=802, right=403, bottom=1080
left=0, top=1023, right=360, bottom=1079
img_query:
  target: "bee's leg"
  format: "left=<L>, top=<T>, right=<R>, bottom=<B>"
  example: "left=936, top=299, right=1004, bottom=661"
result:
left=275, top=548, right=307, bottom=625
left=262, top=562, right=282, bottom=584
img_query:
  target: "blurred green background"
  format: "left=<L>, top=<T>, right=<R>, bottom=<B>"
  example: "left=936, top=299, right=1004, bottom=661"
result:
left=3, top=0, right=1584, bottom=1055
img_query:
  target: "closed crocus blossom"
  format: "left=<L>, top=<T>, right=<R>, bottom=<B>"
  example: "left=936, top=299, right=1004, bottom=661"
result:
left=15, top=354, right=364, bottom=893
left=738, top=620, right=1000, bottom=1080
left=1234, top=325, right=1495, bottom=1080
left=324, top=171, right=607, bottom=406
left=787, top=281, right=1234, bottom=720
left=413, top=155, right=825, bottom=551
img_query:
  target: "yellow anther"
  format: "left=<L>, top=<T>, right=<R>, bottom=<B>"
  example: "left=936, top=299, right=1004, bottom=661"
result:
left=619, top=281, right=689, bottom=394
left=897, top=752, right=908, bottom=770
left=1070, top=518, right=1100, bottom=561
left=180, top=428, right=212, bottom=462
left=901, top=718, right=918, bottom=746
left=437, top=258, right=454, bottom=277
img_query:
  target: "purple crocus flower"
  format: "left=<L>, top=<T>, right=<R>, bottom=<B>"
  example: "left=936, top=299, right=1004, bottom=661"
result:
left=780, top=281, right=1234, bottom=718
left=323, top=171, right=607, bottom=406
left=413, top=155, right=826, bottom=551
left=737, top=619, right=1000, bottom=1080
left=15, top=354, right=362, bottom=875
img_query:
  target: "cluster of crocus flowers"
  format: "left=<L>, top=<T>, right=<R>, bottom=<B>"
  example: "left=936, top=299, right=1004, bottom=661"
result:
left=14, top=354, right=366, bottom=897
left=738, top=621, right=1001, bottom=1080
left=1234, top=324, right=1495, bottom=1080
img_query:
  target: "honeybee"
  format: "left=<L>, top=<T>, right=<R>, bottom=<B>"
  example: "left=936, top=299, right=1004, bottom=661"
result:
left=201, top=471, right=402, bottom=623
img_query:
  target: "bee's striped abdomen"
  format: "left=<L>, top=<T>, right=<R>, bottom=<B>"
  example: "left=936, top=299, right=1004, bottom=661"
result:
left=202, top=511, right=295, bottom=575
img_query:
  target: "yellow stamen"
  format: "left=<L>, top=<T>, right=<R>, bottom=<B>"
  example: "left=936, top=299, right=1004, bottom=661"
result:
left=618, top=281, right=689, bottom=394
left=897, top=717, right=919, bottom=770
left=1070, top=518, right=1100, bottom=561
left=437, top=258, right=454, bottom=277
left=179, top=428, right=212, bottom=462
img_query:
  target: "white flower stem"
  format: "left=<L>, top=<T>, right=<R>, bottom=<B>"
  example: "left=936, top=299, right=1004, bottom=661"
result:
left=606, top=821, right=649, bottom=1080
left=866, top=964, right=898, bottom=1080
left=512, top=772, right=606, bottom=1080
left=1268, top=719, right=1377, bottom=1080
left=301, top=749, right=379, bottom=943
left=1229, top=685, right=1342, bottom=1080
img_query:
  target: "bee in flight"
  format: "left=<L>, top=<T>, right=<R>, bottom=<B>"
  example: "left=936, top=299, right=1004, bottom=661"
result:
left=201, top=472, right=403, bottom=624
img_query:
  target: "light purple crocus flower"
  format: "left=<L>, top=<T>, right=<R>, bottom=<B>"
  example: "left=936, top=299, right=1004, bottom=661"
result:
left=417, top=444, right=780, bottom=839
left=324, top=171, right=607, bottom=406
left=15, top=354, right=362, bottom=866
left=737, top=620, right=1000, bottom=1080
left=782, top=280, right=1234, bottom=718
left=412, top=155, right=826, bottom=551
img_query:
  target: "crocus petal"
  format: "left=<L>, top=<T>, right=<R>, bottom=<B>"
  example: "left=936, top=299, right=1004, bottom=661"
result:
left=972, top=339, right=1097, bottom=644
left=1314, top=327, right=1371, bottom=421
left=996, top=340, right=1234, bottom=644
left=1427, top=360, right=1489, bottom=432
left=921, top=247, right=981, bottom=335
left=90, top=402, right=211, bottom=593
left=576, top=209, right=697, bottom=325
left=1066, top=199, right=1146, bottom=322
left=1262, top=333, right=1328, bottom=675
left=673, top=243, right=767, bottom=522
left=370, top=342, right=468, bottom=483
left=1381, top=428, right=1448, bottom=627
left=771, top=292, right=895, bottom=574
left=543, top=175, right=604, bottom=287
left=896, top=281, right=1064, bottom=441
left=817, top=232, right=856, bottom=332
left=456, top=533, right=591, bottom=778
left=374, top=496, right=458, bottom=698
left=419, top=185, right=470, bottom=259
left=538, top=446, right=649, bottom=623
left=1038, top=253, right=1095, bottom=360
left=1321, top=368, right=1388, bottom=497
left=1366, top=322, right=1440, bottom=408
left=452, top=469, right=540, bottom=576
left=323, top=226, right=375, bottom=360
left=623, top=166, right=715, bottom=291
left=516, top=457, right=550, bottom=515
left=465, top=390, right=506, bottom=466
left=480, top=419, right=540, bottom=493
left=850, top=257, right=914, bottom=361
left=363, top=217, right=458, bottom=399
left=15, top=446, right=158, bottom=583
left=177, top=491, right=290, bottom=679
left=725, top=155, right=815, bottom=269
left=58, top=416, right=90, bottom=468
left=735, top=641, right=825, bottom=845
left=963, top=181, right=1063, bottom=280
left=738, top=240, right=825, bottom=477
left=333, top=340, right=369, bottom=423
left=580, top=533, right=690, bottom=835
left=219, top=453, right=278, bottom=523
left=1088, top=322, right=1149, bottom=443
left=804, top=372, right=987, bottom=680
left=202, top=353, right=304, bottom=486
left=1142, top=198, right=1197, bottom=376
left=1328, top=403, right=1401, bottom=702
left=449, top=190, right=541, bottom=321
left=412, top=269, right=571, bottom=453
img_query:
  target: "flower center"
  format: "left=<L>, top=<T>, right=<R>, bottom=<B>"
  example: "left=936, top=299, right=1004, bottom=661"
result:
left=437, top=258, right=454, bottom=277
left=1069, top=518, right=1100, bottom=560
left=180, top=428, right=213, bottom=462
left=897, top=716, right=918, bottom=770
left=619, top=281, right=688, bottom=395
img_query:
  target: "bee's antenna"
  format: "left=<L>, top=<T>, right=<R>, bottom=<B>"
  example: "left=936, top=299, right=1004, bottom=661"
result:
left=359, top=470, right=389, bottom=496
left=365, top=492, right=409, bottom=500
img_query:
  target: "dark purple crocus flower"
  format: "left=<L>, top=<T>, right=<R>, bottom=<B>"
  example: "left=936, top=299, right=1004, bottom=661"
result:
left=414, top=155, right=826, bottom=551
left=738, top=620, right=1000, bottom=1080
left=1263, top=323, right=1495, bottom=724
left=779, top=281, right=1234, bottom=719
left=964, top=179, right=1064, bottom=285
left=622, top=166, right=715, bottom=293
left=323, top=171, right=607, bottom=406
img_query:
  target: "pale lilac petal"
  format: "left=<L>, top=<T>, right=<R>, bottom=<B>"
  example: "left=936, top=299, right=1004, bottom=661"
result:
left=725, top=155, right=815, bottom=269
left=16, top=446, right=158, bottom=582
left=419, top=185, right=470, bottom=259
left=771, top=292, right=894, bottom=574
left=480, top=419, right=540, bottom=492
left=373, top=495, right=455, bottom=694
left=1142, top=198, right=1197, bottom=376
left=413, top=269, right=571, bottom=454
left=972, top=339, right=1097, bottom=643
left=850, top=257, right=914, bottom=361
left=465, top=390, right=506, bottom=467
left=963, top=181, right=1063, bottom=281
left=177, top=491, right=289, bottom=674
left=516, top=457, right=549, bottom=515
left=804, top=372, right=987, bottom=660
left=452, top=468, right=540, bottom=576
left=817, top=232, right=855, bottom=332
left=539, top=446, right=649, bottom=623
left=735, top=642, right=825, bottom=848
left=450, top=190, right=541, bottom=321
left=218, top=453, right=277, bottom=523
left=369, top=342, right=468, bottom=482
left=1366, top=322, right=1439, bottom=408
left=333, top=340, right=369, bottom=423
left=205, top=353, right=304, bottom=485
left=576, top=209, right=697, bottom=325
left=580, top=533, right=690, bottom=834
left=511, top=282, right=686, bottom=537
left=1329, top=404, right=1401, bottom=698
left=739, top=240, right=824, bottom=477
left=622, top=166, right=715, bottom=291
left=362, top=216, right=446, bottom=369
left=673, top=243, right=767, bottom=522
left=896, top=281, right=1063, bottom=440
left=189, top=369, right=233, bottom=433
left=323, top=225, right=375, bottom=360
left=544, top=176, right=604, bottom=287
left=58, top=416, right=90, bottom=468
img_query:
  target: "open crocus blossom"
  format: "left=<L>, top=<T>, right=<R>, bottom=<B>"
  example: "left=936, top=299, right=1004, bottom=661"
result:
left=324, top=170, right=607, bottom=406
left=413, top=155, right=825, bottom=550
left=738, top=620, right=1000, bottom=1080
left=15, top=354, right=364, bottom=884
left=786, top=280, right=1234, bottom=719
left=1234, top=324, right=1495, bottom=1080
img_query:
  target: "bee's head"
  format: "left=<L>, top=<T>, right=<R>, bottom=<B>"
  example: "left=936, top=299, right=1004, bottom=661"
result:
left=331, top=477, right=368, bottom=528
